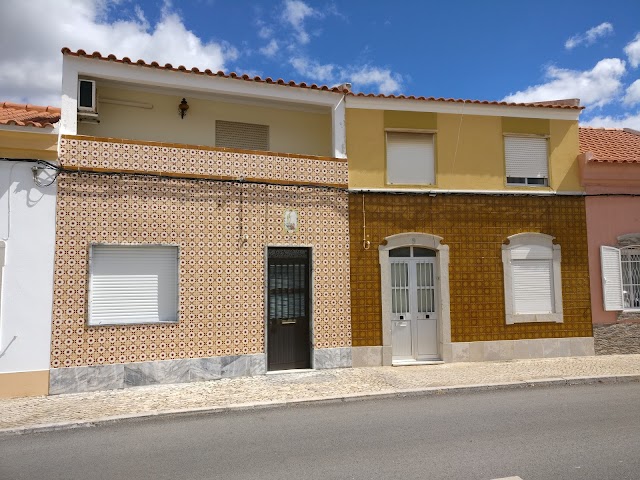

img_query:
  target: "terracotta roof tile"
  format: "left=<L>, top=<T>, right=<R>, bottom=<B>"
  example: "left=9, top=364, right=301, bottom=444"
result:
left=62, top=48, right=582, bottom=110
left=0, top=102, right=60, bottom=128
left=61, top=48, right=350, bottom=94
left=347, top=92, right=583, bottom=110
left=579, top=127, right=640, bottom=163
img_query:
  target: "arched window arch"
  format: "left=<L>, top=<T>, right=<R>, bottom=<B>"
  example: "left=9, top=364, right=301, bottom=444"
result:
left=501, top=233, right=563, bottom=324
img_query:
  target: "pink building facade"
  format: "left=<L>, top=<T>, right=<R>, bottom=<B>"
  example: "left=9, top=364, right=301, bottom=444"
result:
left=579, top=127, right=640, bottom=353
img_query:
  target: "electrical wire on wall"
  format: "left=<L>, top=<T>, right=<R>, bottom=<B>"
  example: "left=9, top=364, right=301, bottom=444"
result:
left=362, top=193, right=370, bottom=250
left=5, top=157, right=640, bottom=200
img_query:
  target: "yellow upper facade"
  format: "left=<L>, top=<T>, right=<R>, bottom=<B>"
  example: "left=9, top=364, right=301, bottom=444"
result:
left=345, top=100, right=582, bottom=193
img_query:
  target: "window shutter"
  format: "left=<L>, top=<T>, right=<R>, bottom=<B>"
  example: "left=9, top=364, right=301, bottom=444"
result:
left=89, top=245, right=178, bottom=325
left=505, top=137, right=548, bottom=179
left=386, top=132, right=435, bottom=185
left=601, top=246, right=624, bottom=311
left=512, top=259, right=554, bottom=314
left=215, top=120, right=269, bottom=151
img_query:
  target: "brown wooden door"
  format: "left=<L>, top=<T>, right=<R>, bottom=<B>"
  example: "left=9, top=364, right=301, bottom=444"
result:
left=267, top=247, right=311, bottom=371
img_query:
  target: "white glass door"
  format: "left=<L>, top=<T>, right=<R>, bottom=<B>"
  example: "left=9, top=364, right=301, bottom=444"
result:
left=389, top=247, right=439, bottom=362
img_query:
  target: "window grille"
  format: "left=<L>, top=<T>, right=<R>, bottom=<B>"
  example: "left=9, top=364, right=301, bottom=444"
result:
left=622, top=246, right=640, bottom=309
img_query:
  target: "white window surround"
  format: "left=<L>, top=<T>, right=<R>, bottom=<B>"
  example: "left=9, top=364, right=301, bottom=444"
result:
left=379, top=233, right=450, bottom=366
left=502, top=233, right=563, bottom=324
left=504, top=135, right=549, bottom=187
left=88, top=244, right=179, bottom=326
left=601, top=239, right=640, bottom=312
left=385, top=131, right=436, bottom=186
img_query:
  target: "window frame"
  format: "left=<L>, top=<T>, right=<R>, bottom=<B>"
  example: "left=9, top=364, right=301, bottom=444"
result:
left=501, top=233, right=563, bottom=324
left=87, top=243, right=180, bottom=326
left=385, top=129, right=436, bottom=186
left=504, top=134, right=550, bottom=188
left=601, top=244, right=640, bottom=312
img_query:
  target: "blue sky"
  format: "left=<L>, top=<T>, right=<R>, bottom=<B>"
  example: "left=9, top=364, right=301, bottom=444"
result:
left=2, top=0, right=640, bottom=127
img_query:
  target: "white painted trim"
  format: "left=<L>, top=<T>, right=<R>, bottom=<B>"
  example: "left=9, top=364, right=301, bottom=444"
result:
left=501, top=233, right=563, bottom=324
left=379, top=232, right=450, bottom=366
left=348, top=187, right=585, bottom=196
left=332, top=95, right=347, bottom=159
left=346, top=96, right=581, bottom=121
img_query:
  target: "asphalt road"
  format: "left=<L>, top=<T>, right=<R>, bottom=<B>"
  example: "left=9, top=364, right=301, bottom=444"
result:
left=1, top=382, right=639, bottom=480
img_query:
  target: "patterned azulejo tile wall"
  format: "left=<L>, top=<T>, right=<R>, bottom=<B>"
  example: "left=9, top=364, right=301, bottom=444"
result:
left=349, top=194, right=592, bottom=346
left=51, top=137, right=351, bottom=369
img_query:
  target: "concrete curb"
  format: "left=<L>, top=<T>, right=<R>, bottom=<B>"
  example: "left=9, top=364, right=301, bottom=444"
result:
left=2, top=374, right=639, bottom=437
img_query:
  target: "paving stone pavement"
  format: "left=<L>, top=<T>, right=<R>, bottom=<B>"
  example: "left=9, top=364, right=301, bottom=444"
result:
left=2, top=354, right=640, bottom=432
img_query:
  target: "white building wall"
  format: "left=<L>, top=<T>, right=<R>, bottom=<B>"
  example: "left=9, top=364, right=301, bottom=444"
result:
left=0, top=160, right=56, bottom=374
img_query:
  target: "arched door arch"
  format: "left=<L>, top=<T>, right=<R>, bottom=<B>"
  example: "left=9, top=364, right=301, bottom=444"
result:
left=379, top=233, right=451, bottom=365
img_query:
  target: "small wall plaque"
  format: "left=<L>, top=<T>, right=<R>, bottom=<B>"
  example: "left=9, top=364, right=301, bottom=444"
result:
left=284, top=209, right=298, bottom=234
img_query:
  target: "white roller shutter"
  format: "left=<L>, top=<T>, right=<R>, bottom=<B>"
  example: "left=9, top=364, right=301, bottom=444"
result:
left=215, top=120, right=269, bottom=151
left=89, top=245, right=179, bottom=325
left=386, top=132, right=435, bottom=185
left=505, top=136, right=548, bottom=179
left=512, top=259, right=554, bottom=314
left=601, top=246, right=624, bottom=311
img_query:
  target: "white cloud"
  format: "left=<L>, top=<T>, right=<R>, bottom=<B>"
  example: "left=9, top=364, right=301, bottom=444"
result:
left=0, top=0, right=238, bottom=106
left=623, top=79, right=640, bottom=106
left=281, top=0, right=319, bottom=45
left=502, top=58, right=626, bottom=107
left=290, top=57, right=335, bottom=82
left=565, top=22, right=614, bottom=50
left=290, top=57, right=402, bottom=94
left=625, top=33, right=640, bottom=68
left=258, top=26, right=273, bottom=39
left=344, top=66, right=402, bottom=95
left=582, top=112, right=640, bottom=130
left=259, top=39, right=279, bottom=58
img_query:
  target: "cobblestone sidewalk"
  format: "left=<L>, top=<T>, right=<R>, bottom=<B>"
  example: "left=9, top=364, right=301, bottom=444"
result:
left=2, top=354, right=640, bottom=432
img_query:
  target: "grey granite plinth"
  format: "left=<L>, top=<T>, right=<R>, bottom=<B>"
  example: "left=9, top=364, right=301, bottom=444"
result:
left=313, top=347, right=352, bottom=369
left=49, top=353, right=267, bottom=395
left=124, top=359, right=190, bottom=387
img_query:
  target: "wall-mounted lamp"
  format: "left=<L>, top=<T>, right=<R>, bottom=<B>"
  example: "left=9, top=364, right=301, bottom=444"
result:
left=178, top=98, right=189, bottom=119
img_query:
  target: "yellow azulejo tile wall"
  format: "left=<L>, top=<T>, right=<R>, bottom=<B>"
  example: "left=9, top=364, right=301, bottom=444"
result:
left=51, top=136, right=351, bottom=369
left=346, top=109, right=582, bottom=192
left=349, top=194, right=592, bottom=347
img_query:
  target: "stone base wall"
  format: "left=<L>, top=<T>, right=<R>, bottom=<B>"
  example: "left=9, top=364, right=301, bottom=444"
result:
left=444, top=337, right=594, bottom=362
left=352, top=338, right=594, bottom=367
left=594, top=323, right=640, bottom=355
left=50, top=348, right=353, bottom=395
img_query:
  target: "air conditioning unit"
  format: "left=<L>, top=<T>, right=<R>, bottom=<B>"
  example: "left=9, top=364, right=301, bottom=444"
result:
left=78, top=79, right=96, bottom=112
left=77, top=79, right=99, bottom=123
